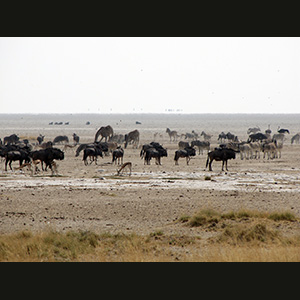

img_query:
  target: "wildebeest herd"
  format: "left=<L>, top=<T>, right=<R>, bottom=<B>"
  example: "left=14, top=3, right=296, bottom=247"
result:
left=0, top=124, right=298, bottom=175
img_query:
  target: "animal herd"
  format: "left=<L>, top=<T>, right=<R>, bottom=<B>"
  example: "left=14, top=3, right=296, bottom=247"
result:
left=0, top=124, right=298, bottom=174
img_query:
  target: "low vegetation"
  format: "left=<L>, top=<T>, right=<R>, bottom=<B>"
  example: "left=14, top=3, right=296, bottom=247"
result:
left=1, top=209, right=299, bottom=262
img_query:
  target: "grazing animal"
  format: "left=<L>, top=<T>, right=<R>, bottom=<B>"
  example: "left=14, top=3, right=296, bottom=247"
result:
left=200, top=131, right=213, bottom=142
left=277, top=127, right=290, bottom=134
left=3, top=134, right=20, bottom=145
left=218, top=132, right=227, bottom=143
left=94, top=125, right=114, bottom=142
left=174, top=146, right=196, bottom=165
left=166, top=128, right=179, bottom=142
left=272, top=133, right=285, bottom=144
left=75, top=142, right=108, bottom=157
left=206, top=147, right=236, bottom=171
left=262, top=141, right=277, bottom=160
left=117, top=162, right=132, bottom=176
left=140, top=142, right=161, bottom=159
left=191, top=140, right=210, bottom=155
left=247, top=133, right=268, bottom=143
left=124, top=130, right=140, bottom=149
left=225, top=132, right=238, bottom=142
left=53, top=135, right=69, bottom=144
left=144, top=146, right=167, bottom=165
left=82, top=146, right=103, bottom=165
left=247, top=127, right=261, bottom=134
left=112, top=147, right=124, bottom=165
left=4, top=149, right=31, bottom=171
left=29, top=147, right=64, bottom=172
left=291, top=133, right=300, bottom=144
left=178, top=141, right=190, bottom=149
left=73, top=133, right=80, bottom=145
left=37, top=134, right=45, bottom=145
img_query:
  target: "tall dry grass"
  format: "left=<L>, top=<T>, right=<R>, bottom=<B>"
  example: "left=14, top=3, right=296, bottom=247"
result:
left=1, top=209, right=300, bottom=262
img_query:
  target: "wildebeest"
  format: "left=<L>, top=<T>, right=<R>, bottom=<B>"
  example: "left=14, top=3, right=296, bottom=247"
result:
left=94, top=125, right=114, bottom=142
left=140, top=142, right=161, bottom=159
left=29, top=147, right=64, bottom=172
left=37, top=134, right=45, bottom=145
left=73, top=133, right=80, bottom=145
left=247, top=133, right=268, bottom=143
left=53, top=135, right=69, bottom=144
left=112, top=146, right=124, bottom=165
left=75, top=142, right=108, bottom=157
left=82, top=146, right=103, bottom=165
left=124, top=130, right=140, bottom=149
left=206, top=147, right=237, bottom=171
left=174, top=146, right=196, bottom=165
left=3, top=134, right=20, bottom=145
left=4, top=149, right=31, bottom=171
left=144, top=145, right=167, bottom=165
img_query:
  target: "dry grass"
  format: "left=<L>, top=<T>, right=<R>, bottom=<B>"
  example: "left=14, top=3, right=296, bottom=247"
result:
left=1, top=209, right=300, bottom=262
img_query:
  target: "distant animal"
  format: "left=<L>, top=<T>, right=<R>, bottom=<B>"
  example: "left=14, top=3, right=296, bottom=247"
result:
left=117, top=162, right=132, bottom=176
left=140, top=142, right=161, bottom=159
left=37, top=134, right=45, bottom=145
left=206, top=147, right=237, bottom=171
left=174, top=146, right=196, bottom=165
left=29, top=147, right=64, bottom=172
left=75, top=142, right=108, bottom=157
left=53, top=135, right=69, bottom=144
left=166, top=128, right=179, bottom=142
left=144, top=146, right=167, bottom=165
left=262, top=141, right=277, bottom=160
left=200, top=131, right=213, bottom=142
left=112, top=146, right=124, bottom=165
left=124, top=130, right=140, bottom=149
left=247, top=127, right=261, bottom=134
left=291, top=133, right=300, bottom=144
left=217, top=132, right=227, bottom=143
left=178, top=141, right=190, bottom=149
left=225, top=132, right=238, bottom=142
left=94, top=125, right=114, bottom=142
left=191, top=140, right=210, bottom=155
left=3, top=134, right=20, bottom=145
left=82, top=146, right=103, bottom=165
left=247, top=133, right=268, bottom=143
left=4, top=149, right=31, bottom=171
left=73, top=133, right=80, bottom=144
left=277, top=127, right=290, bottom=134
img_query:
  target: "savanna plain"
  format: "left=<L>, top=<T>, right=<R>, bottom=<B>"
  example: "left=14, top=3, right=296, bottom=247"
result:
left=1, top=113, right=300, bottom=262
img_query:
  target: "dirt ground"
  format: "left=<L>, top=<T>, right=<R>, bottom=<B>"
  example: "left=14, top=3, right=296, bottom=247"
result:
left=1, top=136, right=300, bottom=240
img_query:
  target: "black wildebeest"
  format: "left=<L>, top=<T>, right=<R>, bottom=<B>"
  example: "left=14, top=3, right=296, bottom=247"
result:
left=53, top=135, right=69, bottom=144
left=206, top=147, right=237, bottom=171
left=174, top=146, right=196, bottom=165
left=144, top=146, right=167, bottom=165
left=3, top=134, right=19, bottom=145
left=4, top=149, right=31, bottom=171
left=112, top=146, right=124, bottom=165
left=37, top=134, right=45, bottom=145
left=30, top=147, right=64, bottom=172
left=247, top=132, right=268, bottom=143
left=82, top=146, right=103, bottom=165
left=73, top=133, right=80, bottom=145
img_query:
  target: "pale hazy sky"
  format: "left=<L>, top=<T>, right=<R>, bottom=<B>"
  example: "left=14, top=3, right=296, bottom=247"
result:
left=1, top=37, right=299, bottom=114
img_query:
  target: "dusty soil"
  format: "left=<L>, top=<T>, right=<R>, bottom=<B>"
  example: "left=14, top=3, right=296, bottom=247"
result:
left=1, top=136, right=300, bottom=240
